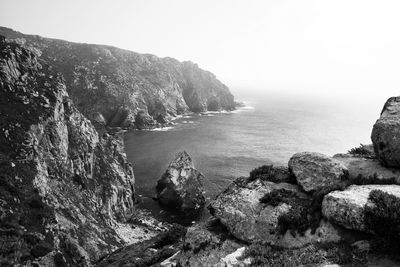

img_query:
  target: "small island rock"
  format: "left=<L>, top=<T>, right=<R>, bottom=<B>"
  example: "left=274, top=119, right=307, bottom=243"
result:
left=156, top=151, right=205, bottom=211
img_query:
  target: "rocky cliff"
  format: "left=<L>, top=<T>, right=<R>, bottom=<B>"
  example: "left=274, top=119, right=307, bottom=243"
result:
left=0, top=36, right=140, bottom=266
left=0, top=27, right=236, bottom=129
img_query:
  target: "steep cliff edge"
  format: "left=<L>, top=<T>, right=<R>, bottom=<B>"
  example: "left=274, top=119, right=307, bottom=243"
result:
left=0, top=37, right=140, bottom=265
left=0, top=27, right=236, bottom=129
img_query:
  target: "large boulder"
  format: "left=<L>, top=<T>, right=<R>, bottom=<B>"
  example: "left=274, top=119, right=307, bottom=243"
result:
left=288, top=152, right=348, bottom=193
left=208, top=177, right=343, bottom=246
left=322, top=184, right=400, bottom=232
left=155, top=151, right=205, bottom=211
left=371, top=97, right=400, bottom=167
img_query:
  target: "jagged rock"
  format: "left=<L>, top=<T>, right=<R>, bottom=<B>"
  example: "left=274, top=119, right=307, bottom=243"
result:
left=288, top=152, right=348, bottom=193
left=0, top=38, right=136, bottom=265
left=333, top=154, right=400, bottom=185
left=134, top=110, right=157, bottom=130
left=0, top=27, right=236, bottom=129
left=155, top=151, right=205, bottom=212
left=322, top=184, right=400, bottom=232
left=371, top=97, right=400, bottom=167
left=96, top=224, right=186, bottom=267
left=208, top=177, right=343, bottom=246
left=174, top=220, right=246, bottom=266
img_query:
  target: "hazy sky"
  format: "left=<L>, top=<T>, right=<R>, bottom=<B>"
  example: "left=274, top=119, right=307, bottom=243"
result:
left=1, top=0, right=400, bottom=96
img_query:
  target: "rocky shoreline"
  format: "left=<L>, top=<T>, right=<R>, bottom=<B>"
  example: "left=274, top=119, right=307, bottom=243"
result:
left=2, top=28, right=400, bottom=266
left=0, top=26, right=237, bottom=131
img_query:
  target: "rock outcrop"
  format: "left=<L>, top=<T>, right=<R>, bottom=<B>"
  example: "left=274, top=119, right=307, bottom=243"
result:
left=371, top=97, right=400, bottom=167
left=288, top=152, right=348, bottom=193
left=208, top=176, right=343, bottom=247
left=0, top=27, right=236, bottom=130
left=322, top=184, right=400, bottom=232
left=0, top=37, right=137, bottom=265
left=155, top=151, right=205, bottom=212
left=333, top=154, right=400, bottom=185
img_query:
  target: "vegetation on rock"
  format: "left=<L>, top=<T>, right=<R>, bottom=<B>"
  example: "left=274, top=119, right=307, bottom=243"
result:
left=260, top=188, right=321, bottom=235
left=348, top=144, right=375, bottom=158
left=249, top=165, right=295, bottom=184
left=365, top=189, right=400, bottom=258
left=239, top=241, right=367, bottom=266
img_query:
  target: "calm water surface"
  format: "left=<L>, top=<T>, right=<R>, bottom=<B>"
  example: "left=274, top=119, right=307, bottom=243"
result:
left=124, top=90, right=385, bottom=221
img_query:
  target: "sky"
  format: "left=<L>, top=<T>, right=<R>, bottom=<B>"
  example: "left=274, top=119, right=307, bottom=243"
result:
left=1, top=0, right=400, bottom=97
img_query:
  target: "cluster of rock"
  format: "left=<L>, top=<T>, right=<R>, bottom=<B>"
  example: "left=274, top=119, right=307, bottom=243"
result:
left=0, top=26, right=236, bottom=130
left=107, top=95, right=400, bottom=266
left=0, top=36, right=156, bottom=266
left=202, top=97, right=400, bottom=265
left=3, top=26, right=400, bottom=266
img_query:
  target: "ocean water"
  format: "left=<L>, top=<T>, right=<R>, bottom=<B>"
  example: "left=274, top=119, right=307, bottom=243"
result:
left=124, top=90, right=387, bottom=220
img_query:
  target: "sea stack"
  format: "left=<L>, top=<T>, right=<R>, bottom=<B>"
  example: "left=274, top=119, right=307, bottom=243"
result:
left=155, top=151, right=205, bottom=212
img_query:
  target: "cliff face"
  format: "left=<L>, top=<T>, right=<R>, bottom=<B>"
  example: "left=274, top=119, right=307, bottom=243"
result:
left=0, top=37, right=136, bottom=265
left=0, top=27, right=236, bottom=129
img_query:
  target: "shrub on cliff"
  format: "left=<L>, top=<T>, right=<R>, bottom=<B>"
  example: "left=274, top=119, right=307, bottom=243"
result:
left=249, top=165, right=295, bottom=184
left=348, top=144, right=375, bottom=159
left=365, top=189, right=400, bottom=257
left=249, top=165, right=274, bottom=181
left=259, top=188, right=320, bottom=235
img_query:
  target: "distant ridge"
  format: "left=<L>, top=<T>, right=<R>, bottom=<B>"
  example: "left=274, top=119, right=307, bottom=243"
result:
left=0, top=26, right=236, bottom=129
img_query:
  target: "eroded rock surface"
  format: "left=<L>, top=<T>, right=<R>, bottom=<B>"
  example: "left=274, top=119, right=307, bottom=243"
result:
left=371, top=97, right=400, bottom=167
left=333, top=154, right=400, bottom=185
left=322, top=184, right=400, bottom=232
left=156, top=151, right=205, bottom=212
left=208, top=177, right=343, bottom=247
left=289, top=152, right=348, bottom=193
left=0, top=37, right=136, bottom=265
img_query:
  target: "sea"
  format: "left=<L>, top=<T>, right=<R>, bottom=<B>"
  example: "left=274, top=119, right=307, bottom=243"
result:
left=124, top=89, right=390, bottom=222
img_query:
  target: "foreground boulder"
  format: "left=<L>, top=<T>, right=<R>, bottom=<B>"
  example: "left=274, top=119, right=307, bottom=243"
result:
left=156, top=151, right=205, bottom=212
left=208, top=176, right=343, bottom=246
left=322, top=184, right=400, bottom=232
left=288, top=152, right=348, bottom=193
left=371, top=97, right=400, bottom=167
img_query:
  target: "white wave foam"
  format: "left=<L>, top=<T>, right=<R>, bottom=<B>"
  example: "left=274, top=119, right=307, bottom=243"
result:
left=148, top=126, right=175, bottom=131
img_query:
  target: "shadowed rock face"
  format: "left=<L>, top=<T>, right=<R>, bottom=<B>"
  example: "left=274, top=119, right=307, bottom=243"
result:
left=372, top=97, right=400, bottom=167
left=0, top=37, right=135, bottom=265
left=156, top=151, right=205, bottom=212
left=0, top=27, right=236, bottom=129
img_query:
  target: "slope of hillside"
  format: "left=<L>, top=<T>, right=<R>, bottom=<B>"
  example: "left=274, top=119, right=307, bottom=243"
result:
left=0, top=27, right=236, bottom=129
left=0, top=35, right=143, bottom=266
